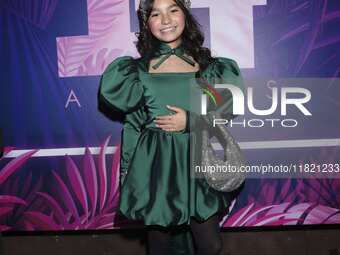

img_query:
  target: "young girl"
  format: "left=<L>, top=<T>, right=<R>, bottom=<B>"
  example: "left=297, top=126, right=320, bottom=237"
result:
left=98, top=0, right=244, bottom=254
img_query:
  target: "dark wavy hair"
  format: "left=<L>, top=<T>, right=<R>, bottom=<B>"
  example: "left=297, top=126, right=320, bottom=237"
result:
left=135, top=0, right=215, bottom=74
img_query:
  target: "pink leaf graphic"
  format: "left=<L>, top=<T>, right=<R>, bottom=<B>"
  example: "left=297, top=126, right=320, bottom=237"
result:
left=0, top=225, right=11, bottom=231
left=24, top=211, right=61, bottom=230
left=36, top=192, right=69, bottom=227
left=0, top=150, right=38, bottom=185
left=264, top=202, right=291, bottom=216
left=65, top=155, right=89, bottom=219
left=304, top=205, right=340, bottom=224
left=25, top=137, right=123, bottom=230
left=0, top=206, right=14, bottom=217
left=51, top=170, right=81, bottom=225
left=14, top=175, right=43, bottom=219
left=225, top=203, right=254, bottom=227
left=83, top=147, right=98, bottom=217
left=0, top=195, right=27, bottom=205
left=237, top=205, right=278, bottom=226
left=283, top=203, right=314, bottom=225
left=57, top=0, right=127, bottom=77
left=248, top=212, right=299, bottom=226
left=324, top=213, right=340, bottom=224
left=262, top=219, right=299, bottom=226
left=1, top=146, right=15, bottom=157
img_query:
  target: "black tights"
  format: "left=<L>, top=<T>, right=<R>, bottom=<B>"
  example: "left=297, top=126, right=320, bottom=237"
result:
left=147, top=214, right=222, bottom=255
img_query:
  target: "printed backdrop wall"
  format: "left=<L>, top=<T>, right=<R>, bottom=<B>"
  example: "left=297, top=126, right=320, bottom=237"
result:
left=1, top=0, right=340, bottom=231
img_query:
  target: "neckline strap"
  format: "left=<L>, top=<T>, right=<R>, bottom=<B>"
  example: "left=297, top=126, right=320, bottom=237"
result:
left=151, top=42, right=196, bottom=70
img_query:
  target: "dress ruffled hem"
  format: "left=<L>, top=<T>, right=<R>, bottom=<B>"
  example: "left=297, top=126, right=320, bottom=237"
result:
left=117, top=128, right=232, bottom=228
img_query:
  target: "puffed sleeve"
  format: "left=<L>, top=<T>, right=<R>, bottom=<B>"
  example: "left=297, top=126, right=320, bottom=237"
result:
left=185, top=57, right=244, bottom=132
left=98, top=56, right=145, bottom=119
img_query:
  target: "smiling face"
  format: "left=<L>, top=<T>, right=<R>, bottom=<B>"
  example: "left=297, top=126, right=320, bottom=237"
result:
left=147, top=0, right=185, bottom=49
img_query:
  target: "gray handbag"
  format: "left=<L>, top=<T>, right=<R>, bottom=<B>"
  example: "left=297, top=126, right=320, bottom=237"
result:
left=201, top=111, right=247, bottom=192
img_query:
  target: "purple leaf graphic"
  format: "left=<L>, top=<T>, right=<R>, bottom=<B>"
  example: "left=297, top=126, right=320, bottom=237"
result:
left=1, top=146, right=15, bottom=158
left=0, top=150, right=38, bottom=185
left=51, top=170, right=81, bottom=225
left=0, top=225, right=11, bottom=231
left=36, top=192, right=69, bottom=227
left=248, top=212, right=299, bottom=226
left=24, top=211, right=61, bottom=230
left=98, top=136, right=110, bottom=211
left=222, top=199, right=340, bottom=227
left=324, top=213, right=340, bottom=224
left=14, top=175, right=43, bottom=219
left=0, top=149, right=44, bottom=230
left=0, top=195, right=27, bottom=206
left=284, top=203, right=314, bottom=225
left=23, top=136, right=122, bottom=230
left=57, top=0, right=125, bottom=77
left=304, top=204, right=340, bottom=224
left=225, top=203, right=254, bottom=227
left=0, top=207, right=13, bottom=217
left=264, top=202, right=290, bottom=216
left=83, top=147, right=98, bottom=217
left=237, top=205, right=279, bottom=226
left=262, top=219, right=299, bottom=226
left=65, top=155, right=89, bottom=219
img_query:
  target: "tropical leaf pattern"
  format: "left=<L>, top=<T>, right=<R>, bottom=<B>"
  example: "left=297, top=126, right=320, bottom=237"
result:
left=21, top=136, right=126, bottom=230
left=1, top=0, right=340, bottom=231
left=57, top=0, right=137, bottom=77
left=1, top=139, right=340, bottom=231
left=0, top=149, right=39, bottom=230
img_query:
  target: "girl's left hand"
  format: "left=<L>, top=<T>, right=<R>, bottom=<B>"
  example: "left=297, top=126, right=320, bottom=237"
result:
left=153, top=105, right=186, bottom=132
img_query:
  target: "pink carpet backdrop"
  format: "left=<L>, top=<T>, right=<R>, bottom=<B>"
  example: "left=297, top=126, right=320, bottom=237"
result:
left=1, top=0, right=340, bottom=231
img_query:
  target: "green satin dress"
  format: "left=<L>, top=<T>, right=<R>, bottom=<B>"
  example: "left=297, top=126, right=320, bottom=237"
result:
left=98, top=41, right=244, bottom=253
